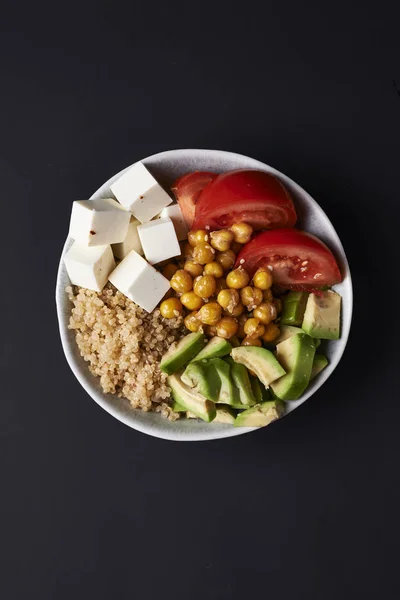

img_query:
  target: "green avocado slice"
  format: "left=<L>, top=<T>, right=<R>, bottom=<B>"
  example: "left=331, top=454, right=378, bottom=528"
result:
left=167, top=374, right=216, bottom=422
left=270, top=333, right=316, bottom=400
left=231, top=363, right=256, bottom=406
left=190, top=336, right=232, bottom=363
left=160, top=332, right=207, bottom=375
left=214, top=405, right=236, bottom=424
left=234, top=401, right=284, bottom=427
left=281, top=292, right=309, bottom=326
left=181, top=360, right=221, bottom=401
left=302, top=290, right=341, bottom=340
left=231, top=347, right=286, bottom=388
left=310, top=354, right=328, bottom=380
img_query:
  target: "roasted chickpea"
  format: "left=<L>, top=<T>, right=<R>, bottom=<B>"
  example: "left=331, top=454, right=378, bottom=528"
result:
left=162, top=263, right=179, bottom=280
left=184, top=311, right=203, bottom=332
left=273, top=297, right=283, bottom=314
left=244, top=317, right=265, bottom=338
left=224, top=303, right=245, bottom=317
left=204, top=261, right=224, bottom=278
left=236, top=314, right=248, bottom=339
left=188, top=229, right=209, bottom=246
left=262, top=322, right=280, bottom=342
left=216, top=316, right=238, bottom=339
left=170, top=269, right=193, bottom=294
left=263, top=289, right=273, bottom=302
left=184, top=259, right=203, bottom=278
left=210, top=229, right=234, bottom=252
left=240, top=286, right=263, bottom=310
left=215, top=277, right=229, bottom=294
left=180, top=291, right=203, bottom=311
left=197, top=302, right=222, bottom=326
left=205, top=324, right=218, bottom=337
left=215, top=249, right=236, bottom=271
left=241, top=336, right=262, bottom=347
left=226, top=267, right=250, bottom=290
left=230, top=222, right=253, bottom=244
left=180, top=241, right=193, bottom=260
left=192, top=242, right=215, bottom=265
left=253, top=268, right=273, bottom=290
left=217, top=288, right=240, bottom=312
left=253, top=302, right=277, bottom=325
left=160, top=298, right=183, bottom=319
left=193, top=274, right=216, bottom=298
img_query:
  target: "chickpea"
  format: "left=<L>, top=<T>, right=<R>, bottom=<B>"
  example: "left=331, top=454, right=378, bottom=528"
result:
left=205, top=324, right=218, bottom=337
left=170, top=269, right=193, bottom=294
left=242, top=336, right=262, bottom=347
left=273, top=297, right=283, bottom=314
left=224, top=303, right=245, bottom=317
left=253, top=302, right=277, bottom=325
left=216, top=316, right=238, bottom=339
left=230, top=222, right=253, bottom=244
left=180, top=241, right=193, bottom=260
left=215, top=277, right=228, bottom=294
left=184, top=259, right=203, bottom=278
left=210, top=229, right=234, bottom=252
left=263, top=289, right=273, bottom=302
left=197, top=302, right=222, bottom=326
left=193, top=274, right=216, bottom=298
left=188, top=229, right=209, bottom=246
left=192, top=242, right=215, bottom=265
left=262, top=322, right=280, bottom=342
left=226, top=267, right=250, bottom=290
left=184, top=311, right=203, bottom=332
left=160, top=298, right=183, bottom=319
left=215, top=249, right=236, bottom=271
left=253, top=268, right=273, bottom=290
left=240, top=286, right=263, bottom=310
left=244, top=317, right=265, bottom=338
left=231, top=241, right=243, bottom=254
left=217, top=288, right=240, bottom=312
left=180, top=292, right=203, bottom=311
left=162, top=263, right=179, bottom=280
left=204, top=261, right=224, bottom=279
left=236, top=314, right=248, bottom=339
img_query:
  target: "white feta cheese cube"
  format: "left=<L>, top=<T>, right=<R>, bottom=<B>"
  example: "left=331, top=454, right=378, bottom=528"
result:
left=108, top=250, right=170, bottom=312
left=64, top=242, right=115, bottom=292
left=112, top=217, right=143, bottom=260
left=137, top=217, right=181, bottom=265
left=110, top=162, right=172, bottom=223
left=69, top=198, right=131, bottom=246
left=159, top=204, right=188, bottom=241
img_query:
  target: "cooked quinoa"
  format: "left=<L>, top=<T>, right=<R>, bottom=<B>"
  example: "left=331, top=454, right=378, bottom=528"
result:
left=67, top=283, right=186, bottom=420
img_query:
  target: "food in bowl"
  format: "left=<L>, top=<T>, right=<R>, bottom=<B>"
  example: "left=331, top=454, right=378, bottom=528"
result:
left=63, top=162, right=343, bottom=428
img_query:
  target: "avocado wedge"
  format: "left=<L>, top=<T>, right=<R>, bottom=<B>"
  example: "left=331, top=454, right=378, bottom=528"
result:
left=181, top=360, right=221, bottom=401
left=231, top=363, right=256, bottom=406
left=190, top=336, right=232, bottom=363
left=234, top=400, right=284, bottom=427
left=250, top=376, right=271, bottom=403
left=310, top=354, right=328, bottom=380
left=270, top=333, right=316, bottom=400
left=214, top=405, right=236, bottom=424
left=281, top=291, right=309, bottom=326
left=160, top=332, right=207, bottom=375
left=167, top=373, right=216, bottom=422
left=302, top=290, right=341, bottom=340
left=231, top=347, right=286, bottom=388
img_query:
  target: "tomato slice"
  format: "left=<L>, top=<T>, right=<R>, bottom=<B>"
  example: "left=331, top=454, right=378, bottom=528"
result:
left=171, top=171, right=217, bottom=228
left=235, top=229, right=342, bottom=289
left=192, top=169, right=297, bottom=231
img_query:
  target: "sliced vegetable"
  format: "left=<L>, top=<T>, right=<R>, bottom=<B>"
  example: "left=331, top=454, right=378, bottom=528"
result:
left=234, top=401, right=283, bottom=427
left=270, top=333, right=316, bottom=400
left=160, top=332, right=207, bottom=375
left=281, top=291, right=309, bottom=325
left=214, top=405, right=236, bottom=424
left=302, top=291, right=341, bottom=339
left=171, top=171, right=217, bottom=228
left=192, top=170, right=297, bottom=231
left=231, top=346, right=286, bottom=387
left=235, top=229, right=342, bottom=289
left=310, top=354, right=329, bottom=380
left=168, top=374, right=216, bottom=422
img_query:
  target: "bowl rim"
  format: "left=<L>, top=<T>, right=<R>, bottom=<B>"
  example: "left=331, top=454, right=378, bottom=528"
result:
left=55, top=148, right=353, bottom=441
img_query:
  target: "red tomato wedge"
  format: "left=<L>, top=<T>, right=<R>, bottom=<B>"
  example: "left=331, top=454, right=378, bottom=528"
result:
left=171, top=171, right=217, bottom=229
left=236, top=229, right=342, bottom=290
left=192, top=170, right=297, bottom=231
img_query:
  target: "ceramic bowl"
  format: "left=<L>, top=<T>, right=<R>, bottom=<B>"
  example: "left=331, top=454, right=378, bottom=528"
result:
left=56, top=149, right=353, bottom=441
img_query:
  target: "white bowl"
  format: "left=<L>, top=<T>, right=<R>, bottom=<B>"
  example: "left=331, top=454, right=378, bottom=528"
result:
left=56, top=149, right=353, bottom=441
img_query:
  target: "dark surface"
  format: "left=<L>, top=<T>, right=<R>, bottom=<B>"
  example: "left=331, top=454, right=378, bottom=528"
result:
left=1, top=1, right=400, bottom=598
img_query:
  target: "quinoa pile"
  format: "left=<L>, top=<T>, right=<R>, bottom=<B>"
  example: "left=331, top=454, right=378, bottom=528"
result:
left=67, top=283, right=186, bottom=420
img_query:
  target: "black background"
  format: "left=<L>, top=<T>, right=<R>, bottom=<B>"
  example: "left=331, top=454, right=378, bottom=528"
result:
left=1, top=1, right=400, bottom=598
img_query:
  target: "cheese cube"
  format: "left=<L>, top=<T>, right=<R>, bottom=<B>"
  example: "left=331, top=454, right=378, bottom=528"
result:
left=64, top=242, right=115, bottom=292
left=108, top=250, right=170, bottom=312
left=110, top=162, right=172, bottom=223
left=69, top=198, right=131, bottom=246
left=112, top=217, right=143, bottom=260
left=159, top=204, right=188, bottom=241
left=137, top=217, right=180, bottom=265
